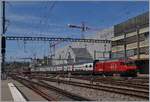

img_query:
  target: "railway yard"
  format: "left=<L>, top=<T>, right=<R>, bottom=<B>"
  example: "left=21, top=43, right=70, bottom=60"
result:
left=1, top=73, right=149, bottom=101
left=1, top=1, right=149, bottom=102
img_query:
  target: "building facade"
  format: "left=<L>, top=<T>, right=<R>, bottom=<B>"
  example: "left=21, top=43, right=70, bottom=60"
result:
left=53, top=27, right=114, bottom=65
left=111, top=12, right=149, bottom=73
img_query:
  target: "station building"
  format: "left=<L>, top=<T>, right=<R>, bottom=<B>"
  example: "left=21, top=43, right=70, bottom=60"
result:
left=53, top=27, right=114, bottom=65
left=111, top=12, right=149, bottom=74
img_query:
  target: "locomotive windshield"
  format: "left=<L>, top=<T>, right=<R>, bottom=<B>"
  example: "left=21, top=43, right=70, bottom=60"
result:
left=124, top=61, right=135, bottom=66
left=120, top=61, right=135, bottom=66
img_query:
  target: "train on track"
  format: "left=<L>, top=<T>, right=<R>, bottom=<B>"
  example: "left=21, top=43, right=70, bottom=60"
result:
left=23, top=58, right=139, bottom=77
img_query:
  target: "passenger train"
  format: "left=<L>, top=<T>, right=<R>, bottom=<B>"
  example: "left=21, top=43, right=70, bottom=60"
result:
left=27, top=58, right=139, bottom=77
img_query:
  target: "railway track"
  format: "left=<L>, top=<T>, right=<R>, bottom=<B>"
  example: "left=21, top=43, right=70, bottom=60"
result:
left=35, top=76, right=149, bottom=100
left=11, top=76, right=57, bottom=101
left=11, top=75, right=92, bottom=101
left=68, top=76, right=149, bottom=90
left=99, top=80, right=149, bottom=90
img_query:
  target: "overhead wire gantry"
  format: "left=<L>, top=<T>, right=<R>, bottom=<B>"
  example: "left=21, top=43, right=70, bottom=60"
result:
left=5, top=36, right=111, bottom=43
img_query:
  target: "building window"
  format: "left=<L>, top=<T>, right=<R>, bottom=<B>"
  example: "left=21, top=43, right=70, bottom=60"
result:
left=144, top=32, right=149, bottom=39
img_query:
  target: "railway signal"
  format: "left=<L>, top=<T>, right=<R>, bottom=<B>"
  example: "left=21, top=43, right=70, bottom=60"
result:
left=1, top=36, right=6, bottom=54
left=1, top=1, right=6, bottom=80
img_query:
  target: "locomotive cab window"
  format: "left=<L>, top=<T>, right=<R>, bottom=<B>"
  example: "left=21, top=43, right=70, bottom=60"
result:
left=124, top=61, right=135, bottom=66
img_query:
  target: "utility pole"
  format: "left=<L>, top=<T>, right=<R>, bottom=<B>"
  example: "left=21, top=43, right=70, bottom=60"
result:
left=94, top=50, right=96, bottom=60
left=81, top=22, right=86, bottom=38
left=49, top=42, right=54, bottom=60
left=103, top=34, right=107, bottom=59
left=124, top=31, right=127, bottom=60
left=1, top=1, right=6, bottom=80
left=136, top=26, right=140, bottom=60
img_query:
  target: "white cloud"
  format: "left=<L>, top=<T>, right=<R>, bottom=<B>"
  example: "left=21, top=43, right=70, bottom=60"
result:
left=6, top=25, right=67, bottom=37
left=7, top=14, right=42, bottom=24
left=7, top=13, right=68, bottom=29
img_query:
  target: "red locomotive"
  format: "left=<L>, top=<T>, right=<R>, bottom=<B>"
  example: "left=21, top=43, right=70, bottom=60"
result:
left=93, top=59, right=138, bottom=76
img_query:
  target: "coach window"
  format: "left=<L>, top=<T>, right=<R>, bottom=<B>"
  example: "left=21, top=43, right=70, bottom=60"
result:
left=89, top=65, right=92, bottom=67
left=85, top=65, right=88, bottom=68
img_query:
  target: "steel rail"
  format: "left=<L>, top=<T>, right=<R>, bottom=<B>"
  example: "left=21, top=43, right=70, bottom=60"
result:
left=11, top=76, right=57, bottom=101
left=98, top=80, right=149, bottom=90
left=69, top=76, right=149, bottom=89
left=12, top=75, right=93, bottom=101
left=37, top=77, right=149, bottom=99
left=38, top=80, right=93, bottom=101
left=72, top=76, right=149, bottom=90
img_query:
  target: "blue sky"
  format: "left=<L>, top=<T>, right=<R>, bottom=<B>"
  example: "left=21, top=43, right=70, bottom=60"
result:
left=5, top=1, right=149, bottom=61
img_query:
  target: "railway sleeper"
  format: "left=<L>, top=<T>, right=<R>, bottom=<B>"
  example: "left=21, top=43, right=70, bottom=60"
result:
left=38, top=77, right=149, bottom=100
left=12, top=75, right=93, bottom=101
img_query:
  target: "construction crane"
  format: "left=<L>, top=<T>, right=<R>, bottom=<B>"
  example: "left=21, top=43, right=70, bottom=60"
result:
left=68, top=22, right=90, bottom=32
left=48, top=22, right=102, bottom=60
left=68, top=22, right=90, bottom=39
left=68, top=22, right=103, bottom=32
left=68, top=22, right=103, bottom=48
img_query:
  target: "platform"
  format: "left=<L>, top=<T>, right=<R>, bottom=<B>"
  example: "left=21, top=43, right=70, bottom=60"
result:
left=1, top=77, right=48, bottom=102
